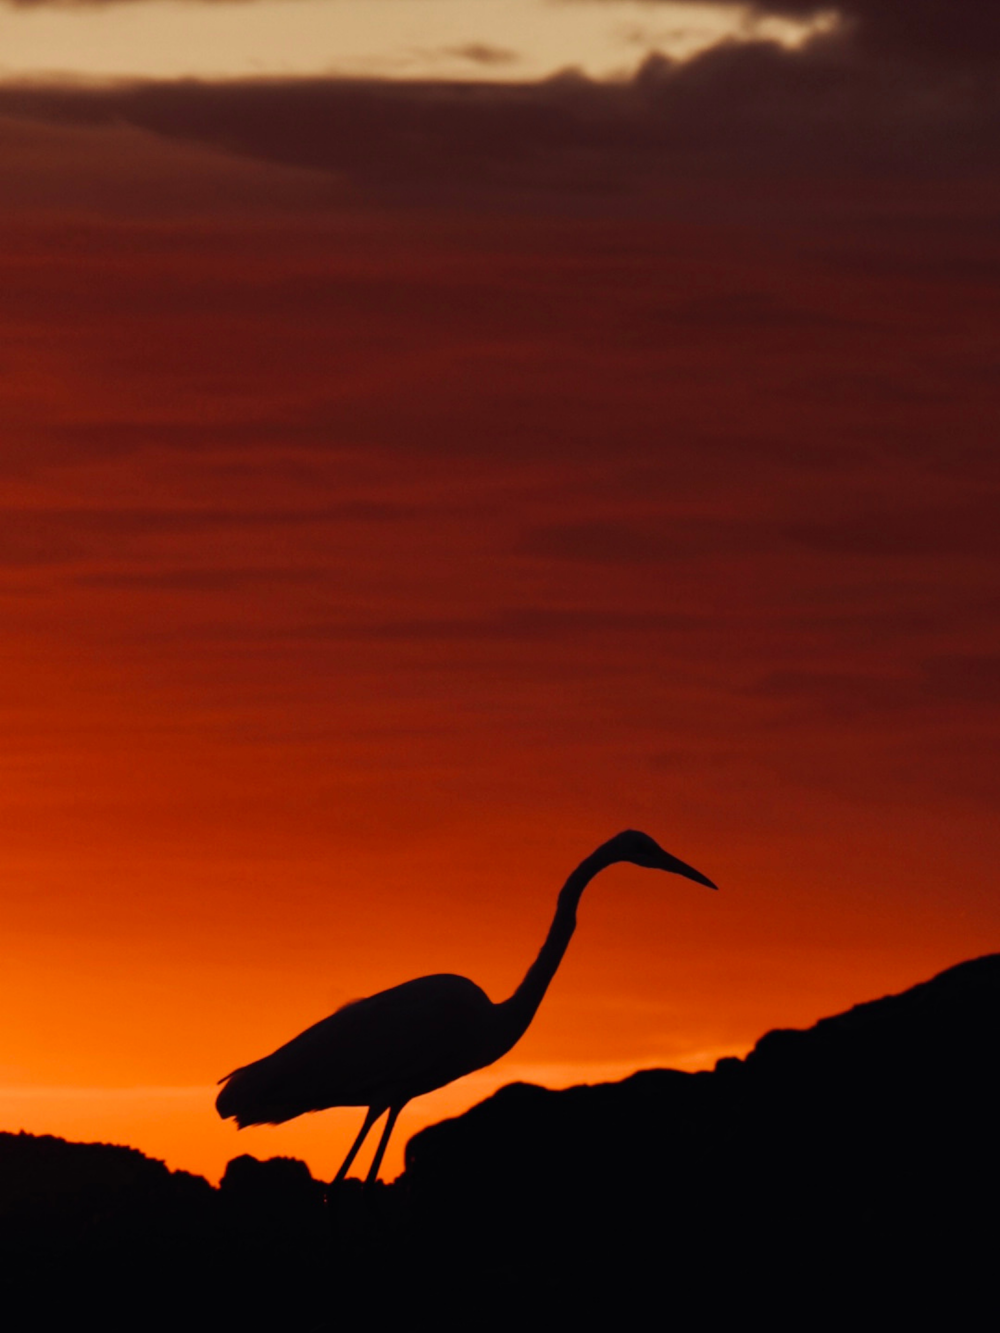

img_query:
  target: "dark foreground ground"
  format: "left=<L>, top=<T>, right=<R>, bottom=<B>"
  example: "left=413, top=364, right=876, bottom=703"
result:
left=3, top=955, right=997, bottom=1329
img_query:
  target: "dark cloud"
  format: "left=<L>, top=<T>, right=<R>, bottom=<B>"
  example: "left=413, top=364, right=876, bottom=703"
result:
left=230, top=607, right=707, bottom=646
left=575, top=0, right=1000, bottom=68
left=747, top=654, right=1000, bottom=723
left=0, top=503, right=425, bottom=566
left=749, top=0, right=1000, bottom=66
left=519, top=518, right=762, bottom=562
left=747, top=668, right=919, bottom=719
left=74, top=567, right=324, bottom=592
left=447, top=44, right=519, bottom=67
left=0, top=24, right=997, bottom=219
left=780, top=499, right=1000, bottom=559
left=921, top=654, right=1000, bottom=706
left=0, top=112, right=334, bottom=218
left=361, top=607, right=705, bottom=642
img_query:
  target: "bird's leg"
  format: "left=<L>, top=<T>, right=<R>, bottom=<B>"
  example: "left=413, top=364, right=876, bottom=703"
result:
left=332, top=1106, right=382, bottom=1185
left=364, top=1104, right=402, bottom=1186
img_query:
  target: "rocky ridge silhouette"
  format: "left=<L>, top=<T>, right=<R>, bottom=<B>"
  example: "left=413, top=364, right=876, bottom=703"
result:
left=3, top=954, right=996, bottom=1327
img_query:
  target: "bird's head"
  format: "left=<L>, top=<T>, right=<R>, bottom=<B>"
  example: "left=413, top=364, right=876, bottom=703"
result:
left=604, top=829, right=717, bottom=889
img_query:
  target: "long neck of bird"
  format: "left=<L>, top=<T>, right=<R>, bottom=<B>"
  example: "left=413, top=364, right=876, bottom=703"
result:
left=493, top=843, right=618, bottom=1057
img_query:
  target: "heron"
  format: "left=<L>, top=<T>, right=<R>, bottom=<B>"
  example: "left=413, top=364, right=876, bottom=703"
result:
left=216, top=829, right=716, bottom=1184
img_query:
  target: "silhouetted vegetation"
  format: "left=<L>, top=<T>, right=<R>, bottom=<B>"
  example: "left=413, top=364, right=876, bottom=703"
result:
left=4, top=955, right=997, bottom=1327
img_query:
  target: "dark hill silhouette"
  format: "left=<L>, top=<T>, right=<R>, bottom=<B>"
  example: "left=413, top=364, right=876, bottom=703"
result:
left=405, top=952, right=1000, bottom=1185
left=0, top=1135, right=336, bottom=1327
left=400, top=953, right=1000, bottom=1321
left=2, top=954, right=996, bottom=1327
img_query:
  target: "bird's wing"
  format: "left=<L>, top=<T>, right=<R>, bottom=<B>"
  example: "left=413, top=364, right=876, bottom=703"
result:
left=216, top=974, right=495, bottom=1126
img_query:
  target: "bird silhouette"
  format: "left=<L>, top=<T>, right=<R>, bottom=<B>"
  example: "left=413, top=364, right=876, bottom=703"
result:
left=215, top=829, right=716, bottom=1184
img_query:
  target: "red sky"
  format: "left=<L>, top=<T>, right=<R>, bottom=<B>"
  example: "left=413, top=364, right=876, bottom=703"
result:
left=1, top=1, right=998, bottom=1181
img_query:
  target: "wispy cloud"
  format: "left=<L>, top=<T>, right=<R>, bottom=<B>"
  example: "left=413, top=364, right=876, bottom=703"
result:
left=445, top=43, right=520, bottom=67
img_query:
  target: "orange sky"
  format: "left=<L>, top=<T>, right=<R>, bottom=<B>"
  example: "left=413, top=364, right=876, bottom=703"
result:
left=1, top=3, right=998, bottom=1181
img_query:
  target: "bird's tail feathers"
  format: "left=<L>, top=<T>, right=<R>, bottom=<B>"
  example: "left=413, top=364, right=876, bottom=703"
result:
left=215, top=1058, right=305, bottom=1127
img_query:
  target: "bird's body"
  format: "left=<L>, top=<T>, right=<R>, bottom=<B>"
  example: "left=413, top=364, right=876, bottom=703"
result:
left=216, top=830, right=716, bottom=1183
left=217, top=975, right=503, bottom=1125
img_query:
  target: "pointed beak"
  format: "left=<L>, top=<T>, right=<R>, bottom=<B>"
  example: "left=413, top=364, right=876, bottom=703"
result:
left=655, top=850, right=718, bottom=890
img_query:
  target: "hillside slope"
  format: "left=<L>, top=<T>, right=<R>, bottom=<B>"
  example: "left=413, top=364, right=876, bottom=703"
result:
left=3, top=954, right=996, bottom=1325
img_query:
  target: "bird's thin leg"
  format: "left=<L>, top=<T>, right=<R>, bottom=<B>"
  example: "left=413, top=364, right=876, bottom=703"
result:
left=332, top=1106, right=382, bottom=1185
left=364, top=1104, right=402, bottom=1186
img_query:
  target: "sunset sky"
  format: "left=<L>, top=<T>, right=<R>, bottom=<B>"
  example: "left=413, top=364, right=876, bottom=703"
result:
left=1, top=0, right=998, bottom=1183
